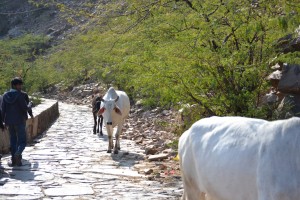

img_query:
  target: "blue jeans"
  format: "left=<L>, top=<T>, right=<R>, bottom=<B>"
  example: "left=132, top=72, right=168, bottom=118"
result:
left=9, top=124, right=27, bottom=157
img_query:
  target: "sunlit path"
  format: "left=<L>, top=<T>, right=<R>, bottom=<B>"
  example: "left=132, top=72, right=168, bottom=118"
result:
left=0, top=102, right=181, bottom=199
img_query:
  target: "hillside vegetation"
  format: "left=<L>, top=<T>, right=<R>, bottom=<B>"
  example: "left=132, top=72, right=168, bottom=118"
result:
left=1, top=0, right=300, bottom=126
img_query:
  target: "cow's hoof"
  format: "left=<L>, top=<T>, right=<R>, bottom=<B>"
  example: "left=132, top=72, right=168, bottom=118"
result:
left=93, top=132, right=96, bottom=135
left=114, top=150, right=119, bottom=154
left=118, top=147, right=121, bottom=150
left=100, top=132, right=103, bottom=136
left=107, top=149, right=112, bottom=153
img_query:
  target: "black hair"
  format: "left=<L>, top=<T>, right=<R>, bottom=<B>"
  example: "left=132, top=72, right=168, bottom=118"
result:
left=11, top=77, right=23, bottom=87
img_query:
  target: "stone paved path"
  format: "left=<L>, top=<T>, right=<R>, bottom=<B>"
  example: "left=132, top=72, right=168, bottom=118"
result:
left=0, top=103, right=182, bottom=200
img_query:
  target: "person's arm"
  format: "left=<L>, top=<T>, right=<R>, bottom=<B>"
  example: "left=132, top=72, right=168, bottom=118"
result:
left=18, top=93, right=28, bottom=114
left=1, top=98, right=5, bottom=129
left=27, top=104, right=33, bottom=118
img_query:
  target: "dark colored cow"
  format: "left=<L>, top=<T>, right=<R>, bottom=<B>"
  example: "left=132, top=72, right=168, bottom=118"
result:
left=92, top=95, right=103, bottom=136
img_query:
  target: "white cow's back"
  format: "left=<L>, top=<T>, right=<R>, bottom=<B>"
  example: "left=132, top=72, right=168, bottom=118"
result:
left=179, top=116, right=300, bottom=200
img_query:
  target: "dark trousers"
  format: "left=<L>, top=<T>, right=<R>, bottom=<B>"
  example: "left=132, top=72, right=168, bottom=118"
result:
left=9, top=124, right=26, bottom=157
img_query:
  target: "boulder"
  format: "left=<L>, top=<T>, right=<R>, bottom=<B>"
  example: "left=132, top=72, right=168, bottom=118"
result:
left=276, top=94, right=300, bottom=118
left=278, top=64, right=300, bottom=94
left=276, top=33, right=300, bottom=53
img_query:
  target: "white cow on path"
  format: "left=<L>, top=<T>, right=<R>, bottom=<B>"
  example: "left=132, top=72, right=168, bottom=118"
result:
left=179, top=116, right=300, bottom=200
left=98, top=87, right=130, bottom=154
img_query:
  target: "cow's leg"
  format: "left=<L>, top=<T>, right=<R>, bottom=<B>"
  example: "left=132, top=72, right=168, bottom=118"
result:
left=93, top=113, right=97, bottom=134
left=106, top=126, right=113, bottom=153
left=114, top=123, right=123, bottom=154
left=205, top=194, right=215, bottom=200
left=182, top=177, right=204, bottom=200
left=181, top=160, right=204, bottom=200
left=99, top=115, right=103, bottom=136
left=117, top=129, right=121, bottom=151
left=97, top=116, right=100, bottom=133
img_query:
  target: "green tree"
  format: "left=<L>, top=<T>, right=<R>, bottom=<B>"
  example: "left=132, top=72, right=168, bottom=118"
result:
left=106, top=0, right=300, bottom=117
left=30, top=0, right=300, bottom=122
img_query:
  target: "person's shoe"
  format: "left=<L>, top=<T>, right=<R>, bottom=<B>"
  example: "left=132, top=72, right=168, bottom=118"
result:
left=14, top=155, right=22, bottom=166
left=8, top=157, right=16, bottom=167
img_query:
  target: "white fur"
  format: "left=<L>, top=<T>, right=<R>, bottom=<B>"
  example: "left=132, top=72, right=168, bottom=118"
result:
left=179, top=116, right=300, bottom=200
left=100, top=87, right=130, bottom=154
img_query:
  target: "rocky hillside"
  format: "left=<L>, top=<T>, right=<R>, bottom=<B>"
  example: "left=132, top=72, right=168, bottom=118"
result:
left=0, top=0, right=107, bottom=43
left=1, top=0, right=63, bottom=39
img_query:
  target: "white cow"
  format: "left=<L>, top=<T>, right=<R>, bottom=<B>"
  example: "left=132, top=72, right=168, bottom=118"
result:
left=98, top=87, right=130, bottom=154
left=179, top=116, right=300, bottom=200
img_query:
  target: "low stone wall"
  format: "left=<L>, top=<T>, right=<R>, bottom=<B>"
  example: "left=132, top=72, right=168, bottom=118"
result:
left=0, top=99, right=59, bottom=154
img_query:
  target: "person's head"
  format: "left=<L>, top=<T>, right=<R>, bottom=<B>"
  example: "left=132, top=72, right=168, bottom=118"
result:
left=11, top=77, right=23, bottom=91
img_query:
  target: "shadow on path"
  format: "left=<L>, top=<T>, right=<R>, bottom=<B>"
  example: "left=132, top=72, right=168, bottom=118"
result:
left=96, top=132, right=145, bottom=168
left=110, top=151, right=145, bottom=168
left=6, top=160, right=39, bottom=182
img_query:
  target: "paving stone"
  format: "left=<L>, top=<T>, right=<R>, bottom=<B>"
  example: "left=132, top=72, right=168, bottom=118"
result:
left=0, top=184, right=42, bottom=195
left=44, top=184, right=94, bottom=196
left=6, top=195, right=42, bottom=200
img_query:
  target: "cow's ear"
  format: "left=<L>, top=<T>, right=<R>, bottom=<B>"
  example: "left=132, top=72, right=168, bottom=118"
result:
left=98, top=107, right=105, bottom=115
left=114, top=106, right=122, bottom=115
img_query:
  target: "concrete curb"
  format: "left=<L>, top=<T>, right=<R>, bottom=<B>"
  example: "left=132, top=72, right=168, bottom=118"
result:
left=0, top=99, right=59, bottom=154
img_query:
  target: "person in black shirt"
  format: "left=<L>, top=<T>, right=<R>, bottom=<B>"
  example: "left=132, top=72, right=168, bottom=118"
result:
left=1, top=77, right=31, bottom=166
left=0, top=95, right=4, bottom=130
left=0, top=95, right=4, bottom=161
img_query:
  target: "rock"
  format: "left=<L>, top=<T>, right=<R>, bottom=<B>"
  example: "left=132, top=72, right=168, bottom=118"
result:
left=276, top=33, right=300, bottom=53
left=145, top=146, right=158, bottom=155
left=148, top=154, right=169, bottom=161
left=162, top=110, right=169, bottom=116
left=47, top=28, right=56, bottom=34
left=271, top=63, right=283, bottom=70
left=159, top=164, right=167, bottom=170
left=135, top=99, right=143, bottom=107
left=267, top=70, right=282, bottom=81
left=262, top=91, right=278, bottom=105
left=81, top=89, right=92, bottom=97
left=142, top=111, right=151, bottom=118
left=144, top=169, right=154, bottom=175
left=136, top=137, right=143, bottom=144
left=8, top=27, right=23, bottom=38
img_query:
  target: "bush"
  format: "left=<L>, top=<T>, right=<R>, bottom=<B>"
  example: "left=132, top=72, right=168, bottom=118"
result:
left=0, top=34, right=50, bottom=94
